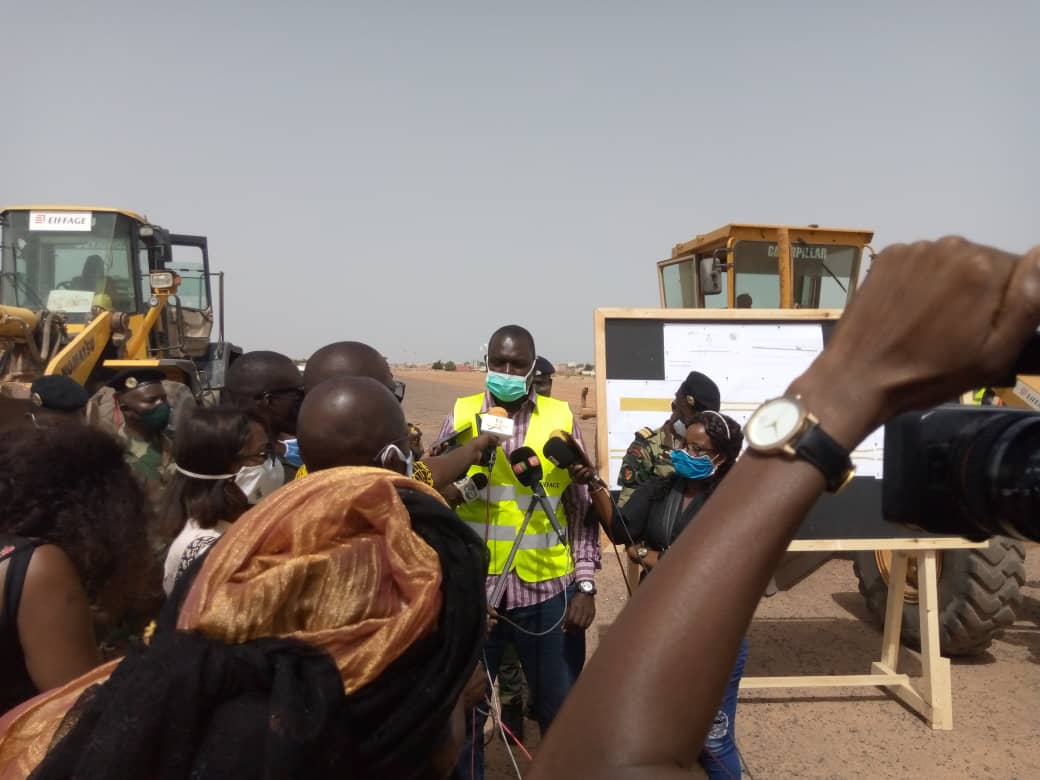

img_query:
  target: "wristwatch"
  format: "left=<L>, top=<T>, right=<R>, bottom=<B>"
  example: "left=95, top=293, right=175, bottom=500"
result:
left=744, top=395, right=855, bottom=493
left=577, top=580, right=597, bottom=596
left=634, top=546, right=649, bottom=561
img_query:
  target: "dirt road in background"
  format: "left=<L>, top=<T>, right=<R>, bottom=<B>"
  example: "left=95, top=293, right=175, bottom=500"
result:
left=400, top=369, right=1040, bottom=779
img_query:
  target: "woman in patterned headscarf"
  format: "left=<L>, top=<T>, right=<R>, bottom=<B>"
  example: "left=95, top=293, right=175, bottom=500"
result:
left=0, top=468, right=488, bottom=780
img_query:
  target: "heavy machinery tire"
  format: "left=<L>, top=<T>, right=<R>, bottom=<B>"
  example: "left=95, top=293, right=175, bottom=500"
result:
left=852, top=538, right=1026, bottom=656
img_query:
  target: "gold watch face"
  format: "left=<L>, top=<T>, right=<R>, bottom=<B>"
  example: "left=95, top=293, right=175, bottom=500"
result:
left=746, top=397, right=806, bottom=450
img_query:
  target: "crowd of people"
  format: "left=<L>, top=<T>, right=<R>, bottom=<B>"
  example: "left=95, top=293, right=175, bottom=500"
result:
left=0, top=236, right=1036, bottom=778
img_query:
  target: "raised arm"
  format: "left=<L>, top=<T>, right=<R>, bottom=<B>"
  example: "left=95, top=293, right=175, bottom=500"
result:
left=531, top=238, right=1040, bottom=778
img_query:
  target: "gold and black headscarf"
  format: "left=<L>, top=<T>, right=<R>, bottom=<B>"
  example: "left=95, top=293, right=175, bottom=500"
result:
left=0, top=467, right=487, bottom=780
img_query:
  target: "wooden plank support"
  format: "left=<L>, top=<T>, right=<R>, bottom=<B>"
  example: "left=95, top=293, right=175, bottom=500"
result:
left=741, top=674, right=909, bottom=690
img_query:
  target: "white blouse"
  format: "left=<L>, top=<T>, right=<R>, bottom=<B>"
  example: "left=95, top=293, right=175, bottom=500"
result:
left=163, top=518, right=231, bottom=596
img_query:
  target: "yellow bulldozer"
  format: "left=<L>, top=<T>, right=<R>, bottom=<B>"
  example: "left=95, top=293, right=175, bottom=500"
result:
left=0, top=205, right=239, bottom=426
left=656, top=223, right=1030, bottom=655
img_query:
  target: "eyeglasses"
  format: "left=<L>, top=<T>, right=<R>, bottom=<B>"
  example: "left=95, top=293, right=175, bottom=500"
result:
left=259, top=386, right=304, bottom=402
left=240, top=443, right=277, bottom=466
left=684, top=442, right=717, bottom=458
left=391, top=380, right=405, bottom=402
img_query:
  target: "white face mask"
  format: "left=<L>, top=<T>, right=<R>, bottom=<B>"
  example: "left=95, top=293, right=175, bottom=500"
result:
left=377, top=442, right=414, bottom=478
left=234, top=458, right=285, bottom=504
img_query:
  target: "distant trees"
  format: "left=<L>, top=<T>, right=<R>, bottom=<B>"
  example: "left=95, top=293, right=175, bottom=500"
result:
left=432, top=360, right=444, bottom=370
left=444, top=361, right=457, bottom=371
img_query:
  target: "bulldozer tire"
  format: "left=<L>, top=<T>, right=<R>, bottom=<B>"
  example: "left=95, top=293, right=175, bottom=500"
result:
left=852, top=538, right=1026, bottom=656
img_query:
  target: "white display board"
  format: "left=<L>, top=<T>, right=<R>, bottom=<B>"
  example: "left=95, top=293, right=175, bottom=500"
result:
left=598, top=314, right=884, bottom=486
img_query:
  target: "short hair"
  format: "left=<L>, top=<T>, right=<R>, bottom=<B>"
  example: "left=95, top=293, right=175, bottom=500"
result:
left=298, top=376, right=406, bottom=472
left=488, top=325, right=536, bottom=357
left=302, top=341, right=389, bottom=392
left=225, top=351, right=299, bottom=403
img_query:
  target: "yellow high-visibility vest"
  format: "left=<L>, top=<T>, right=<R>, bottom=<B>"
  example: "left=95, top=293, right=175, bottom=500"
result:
left=452, top=392, right=575, bottom=583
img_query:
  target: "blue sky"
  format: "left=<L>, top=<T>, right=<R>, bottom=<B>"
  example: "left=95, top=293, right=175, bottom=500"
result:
left=3, top=1, right=1036, bottom=361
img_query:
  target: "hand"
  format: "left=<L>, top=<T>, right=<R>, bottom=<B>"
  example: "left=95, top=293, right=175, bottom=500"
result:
left=792, top=239, right=1040, bottom=448
left=467, top=432, right=498, bottom=465
left=486, top=605, right=500, bottom=636
left=567, top=463, right=598, bottom=485
left=564, top=591, right=596, bottom=632
left=439, top=483, right=464, bottom=508
left=625, top=546, right=659, bottom=570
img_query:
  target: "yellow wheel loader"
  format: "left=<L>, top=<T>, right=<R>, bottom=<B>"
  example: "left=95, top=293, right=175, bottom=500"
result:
left=655, top=224, right=1028, bottom=655
left=0, top=205, right=240, bottom=426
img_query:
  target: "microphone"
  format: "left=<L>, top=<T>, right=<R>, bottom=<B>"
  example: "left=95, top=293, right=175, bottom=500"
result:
left=509, top=446, right=544, bottom=491
left=452, top=472, right=489, bottom=504
left=476, top=406, right=512, bottom=469
left=509, top=447, right=567, bottom=545
left=543, top=430, right=608, bottom=489
left=478, top=406, right=515, bottom=441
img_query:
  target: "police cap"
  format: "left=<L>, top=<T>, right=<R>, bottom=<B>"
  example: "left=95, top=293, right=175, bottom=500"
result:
left=29, top=375, right=89, bottom=412
left=534, top=356, right=555, bottom=377
left=678, top=371, right=720, bottom=413
left=107, top=369, right=166, bottom=393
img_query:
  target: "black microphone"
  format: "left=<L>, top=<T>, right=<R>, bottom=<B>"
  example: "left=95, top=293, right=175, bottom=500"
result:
left=543, top=430, right=608, bottom=489
left=509, top=447, right=566, bottom=545
left=509, top=446, right=544, bottom=493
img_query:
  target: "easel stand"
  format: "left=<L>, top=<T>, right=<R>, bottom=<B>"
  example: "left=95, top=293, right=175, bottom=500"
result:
left=738, top=538, right=987, bottom=730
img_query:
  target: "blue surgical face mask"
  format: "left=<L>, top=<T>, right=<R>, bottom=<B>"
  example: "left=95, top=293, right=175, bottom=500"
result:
left=670, top=449, right=717, bottom=480
left=485, top=366, right=533, bottom=403
left=282, top=438, right=304, bottom=468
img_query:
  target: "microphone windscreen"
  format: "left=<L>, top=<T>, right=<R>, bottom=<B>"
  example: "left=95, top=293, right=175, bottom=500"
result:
left=508, top=446, right=542, bottom=488
left=471, top=473, right=489, bottom=490
left=544, top=432, right=591, bottom=469
left=487, top=407, right=509, bottom=418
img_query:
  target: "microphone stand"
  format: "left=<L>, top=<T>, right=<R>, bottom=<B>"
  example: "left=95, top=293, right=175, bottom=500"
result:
left=488, top=497, right=538, bottom=610
left=487, top=484, right=567, bottom=609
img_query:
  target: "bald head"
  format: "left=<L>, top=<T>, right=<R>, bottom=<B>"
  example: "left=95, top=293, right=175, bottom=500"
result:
left=303, top=341, right=393, bottom=393
left=226, top=351, right=301, bottom=401
left=225, top=351, right=302, bottom=435
left=298, top=376, right=408, bottom=473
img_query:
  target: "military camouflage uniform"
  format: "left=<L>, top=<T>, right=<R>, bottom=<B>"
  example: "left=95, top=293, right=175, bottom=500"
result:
left=97, top=424, right=177, bottom=654
left=116, top=424, right=177, bottom=520
left=616, top=420, right=683, bottom=507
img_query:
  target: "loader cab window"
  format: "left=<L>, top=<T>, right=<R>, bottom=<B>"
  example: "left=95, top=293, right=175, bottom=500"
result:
left=167, top=244, right=210, bottom=311
left=661, top=259, right=696, bottom=308
left=732, top=241, right=781, bottom=308
left=0, top=211, right=137, bottom=321
left=792, top=244, right=857, bottom=308
left=660, top=256, right=729, bottom=309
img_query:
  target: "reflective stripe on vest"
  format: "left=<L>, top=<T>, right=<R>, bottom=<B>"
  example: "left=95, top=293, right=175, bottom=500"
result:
left=462, top=521, right=562, bottom=550
left=452, top=392, right=575, bottom=583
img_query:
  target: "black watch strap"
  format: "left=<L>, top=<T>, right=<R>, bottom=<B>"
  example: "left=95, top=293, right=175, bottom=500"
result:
left=793, top=423, right=855, bottom=493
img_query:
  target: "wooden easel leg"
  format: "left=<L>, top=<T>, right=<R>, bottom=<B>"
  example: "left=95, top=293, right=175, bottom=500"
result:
left=879, top=551, right=908, bottom=669
left=918, top=550, right=953, bottom=730
left=626, top=558, right=641, bottom=596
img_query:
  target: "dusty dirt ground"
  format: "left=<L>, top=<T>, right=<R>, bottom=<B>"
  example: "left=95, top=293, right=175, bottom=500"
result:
left=400, top=368, right=1040, bottom=779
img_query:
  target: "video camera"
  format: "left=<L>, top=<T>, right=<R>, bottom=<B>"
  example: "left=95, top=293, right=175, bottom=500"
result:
left=882, top=331, right=1040, bottom=542
left=884, top=400, right=1040, bottom=542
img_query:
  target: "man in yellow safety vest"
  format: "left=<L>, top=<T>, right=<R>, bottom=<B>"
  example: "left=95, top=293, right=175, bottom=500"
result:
left=438, top=325, right=600, bottom=780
